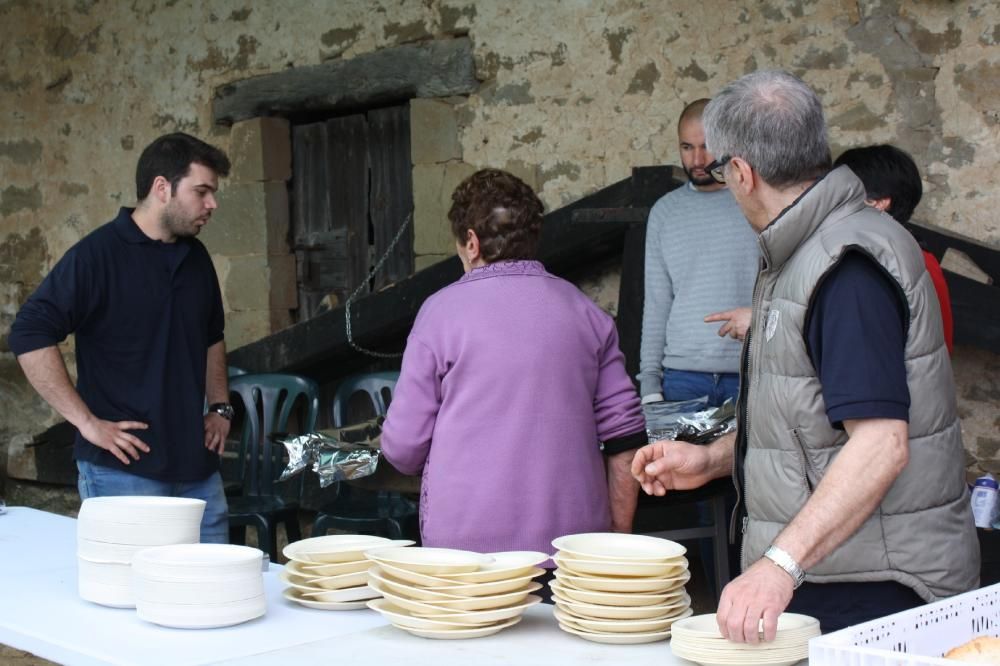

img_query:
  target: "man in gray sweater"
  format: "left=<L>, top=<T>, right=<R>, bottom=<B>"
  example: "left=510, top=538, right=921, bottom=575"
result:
left=638, top=99, right=759, bottom=407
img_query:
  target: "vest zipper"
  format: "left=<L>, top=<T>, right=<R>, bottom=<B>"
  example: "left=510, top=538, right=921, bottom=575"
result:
left=791, top=428, right=815, bottom=494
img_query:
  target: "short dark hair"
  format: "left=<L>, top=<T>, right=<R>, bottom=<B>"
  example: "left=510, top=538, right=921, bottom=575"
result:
left=448, top=169, right=544, bottom=263
left=135, top=132, right=231, bottom=200
left=678, top=98, right=710, bottom=130
left=833, top=144, right=922, bottom=223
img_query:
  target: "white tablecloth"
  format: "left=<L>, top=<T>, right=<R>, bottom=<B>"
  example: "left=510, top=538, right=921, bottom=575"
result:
left=0, top=507, right=690, bottom=666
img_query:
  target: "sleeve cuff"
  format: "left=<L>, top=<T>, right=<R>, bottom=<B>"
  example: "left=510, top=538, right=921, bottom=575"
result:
left=641, top=392, right=664, bottom=405
left=602, top=430, right=649, bottom=456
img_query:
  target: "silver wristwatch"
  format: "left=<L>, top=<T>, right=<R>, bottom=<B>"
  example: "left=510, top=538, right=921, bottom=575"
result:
left=207, top=402, right=234, bottom=421
left=763, top=545, right=805, bottom=588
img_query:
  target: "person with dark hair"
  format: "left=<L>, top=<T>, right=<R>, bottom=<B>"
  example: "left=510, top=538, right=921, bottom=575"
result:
left=834, top=144, right=953, bottom=353
left=633, top=71, right=976, bottom=639
left=9, top=132, right=234, bottom=543
left=381, top=168, right=648, bottom=564
left=639, top=98, right=758, bottom=408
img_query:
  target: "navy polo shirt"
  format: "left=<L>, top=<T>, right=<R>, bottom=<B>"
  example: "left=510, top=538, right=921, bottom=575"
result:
left=805, top=250, right=910, bottom=427
left=9, top=208, right=225, bottom=482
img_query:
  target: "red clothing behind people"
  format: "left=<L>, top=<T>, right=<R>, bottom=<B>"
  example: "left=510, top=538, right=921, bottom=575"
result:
left=923, top=250, right=953, bottom=354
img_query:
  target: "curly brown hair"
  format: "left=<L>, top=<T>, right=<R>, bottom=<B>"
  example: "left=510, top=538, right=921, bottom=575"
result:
left=448, top=169, right=545, bottom=263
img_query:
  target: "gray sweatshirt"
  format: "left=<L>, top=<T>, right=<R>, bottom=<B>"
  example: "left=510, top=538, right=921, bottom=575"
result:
left=637, top=182, right=760, bottom=398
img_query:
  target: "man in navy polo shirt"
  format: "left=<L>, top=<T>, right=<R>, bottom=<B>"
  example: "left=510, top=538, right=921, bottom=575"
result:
left=9, top=133, right=235, bottom=543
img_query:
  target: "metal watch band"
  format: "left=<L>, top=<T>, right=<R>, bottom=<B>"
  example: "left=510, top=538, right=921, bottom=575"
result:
left=207, top=402, right=234, bottom=421
left=764, top=545, right=805, bottom=589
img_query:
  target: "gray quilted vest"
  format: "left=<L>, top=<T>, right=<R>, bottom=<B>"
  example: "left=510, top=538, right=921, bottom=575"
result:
left=739, top=166, right=979, bottom=601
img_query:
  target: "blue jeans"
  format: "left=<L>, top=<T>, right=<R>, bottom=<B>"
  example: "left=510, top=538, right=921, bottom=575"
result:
left=76, top=461, right=229, bottom=544
left=662, top=369, right=740, bottom=408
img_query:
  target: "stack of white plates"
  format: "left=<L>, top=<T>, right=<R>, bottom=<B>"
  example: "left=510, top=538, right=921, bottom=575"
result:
left=132, top=544, right=266, bottom=628
left=550, top=532, right=692, bottom=644
left=280, top=534, right=414, bottom=610
left=364, top=547, right=547, bottom=639
left=76, top=496, right=205, bottom=608
left=670, top=613, right=820, bottom=666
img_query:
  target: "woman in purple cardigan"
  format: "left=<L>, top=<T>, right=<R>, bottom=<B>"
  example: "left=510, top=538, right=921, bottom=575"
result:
left=380, top=169, right=648, bottom=557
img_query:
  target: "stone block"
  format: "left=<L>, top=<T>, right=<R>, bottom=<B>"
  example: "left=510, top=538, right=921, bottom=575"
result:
left=202, top=181, right=289, bottom=256
left=415, top=253, right=453, bottom=271
left=224, top=255, right=270, bottom=311
left=269, top=308, right=295, bottom=332
left=268, top=253, right=299, bottom=310
left=412, top=161, right=475, bottom=255
left=5, top=434, right=37, bottom=482
left=229, top=117, right=292, bottom=183
left=225, top=310, right=272, bottom=350
left=410, top=98, right=461, bottom=164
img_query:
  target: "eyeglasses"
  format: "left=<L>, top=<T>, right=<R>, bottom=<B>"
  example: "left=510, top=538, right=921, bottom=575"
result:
left=706, top=155, right=732, bottom=184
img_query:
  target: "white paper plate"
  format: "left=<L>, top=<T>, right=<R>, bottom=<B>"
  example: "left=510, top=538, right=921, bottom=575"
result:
left=366, top=598, right=489, bottom=630
left=281, top=586, right=371, bottom=610
left=369, top=578, right=540, bottom=612
left=78, top=496, right=206, bottom=524
left=431, top=551, right=550, bottom=583
left=430, top=570, right=545, bottom=597
left=132, top=575, right=264, bottom=605
left=671, top=612, right=820, bottom=640
left=282, top=535, right=412, bottom=564
left=554, top=605, right=692, bottom=633
left=553, top=533, right=687, bottom=562
left=553, top=593, right=691, bottom=620
left=393, top=615, right=521, bottom=640
left=301, top=584, right=380, bottom=603
left=549, top=579, right=687, bottom=607
left=554, top=567, right=690, bottom=593
left=293, top=558, right=372, bottom=577
left=367, top=569, right=467, bottom=601
left=78, top=576, right=134, bottom=608
left=557, top=621, right=671, bottom=644
left=553, top=554, right=684, bottom=578
left=77, top=518, right=200, bottom=546
left=77, top=557, right=132, bottom=586
left=364, top=547, right=494, bottom=575
left=278, top=567, right=370, bottom=592
left=132, top=544, right=263, bottom=582
left=77, top=538, right=150, bottom=564
left=136, top=594, right=265, bottom=629
left=407, top=594, right=543, bottom=626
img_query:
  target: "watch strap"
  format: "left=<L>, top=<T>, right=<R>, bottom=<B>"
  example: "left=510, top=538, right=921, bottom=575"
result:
left=207, top=402, right=234, bottom=420
left=763, top=544, right=805, bottom=588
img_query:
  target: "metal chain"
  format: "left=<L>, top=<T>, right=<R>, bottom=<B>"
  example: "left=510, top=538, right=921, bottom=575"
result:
left=344, top=212, right=414, bottom=358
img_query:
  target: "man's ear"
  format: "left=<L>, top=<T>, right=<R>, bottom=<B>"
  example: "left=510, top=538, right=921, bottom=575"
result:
left=151, top=175, right=172, bottom=204
left=729, top=156, right=755, bottom=195
left=866, top=196, right=892, bottom=212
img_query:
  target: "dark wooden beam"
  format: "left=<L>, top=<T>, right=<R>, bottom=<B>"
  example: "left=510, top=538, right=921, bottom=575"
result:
left=228, top=173, right=660, bottom=383
left=212, top=38, right=478, bottom=126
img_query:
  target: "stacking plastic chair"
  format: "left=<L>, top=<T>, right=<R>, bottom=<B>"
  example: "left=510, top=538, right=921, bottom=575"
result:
left=312, top=372, right=418, bottom=540
left=227, top=373, right=319, bottom=561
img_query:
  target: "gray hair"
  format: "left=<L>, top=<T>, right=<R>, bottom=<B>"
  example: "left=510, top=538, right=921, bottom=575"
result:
left=702, top=70, right=831, bottom=189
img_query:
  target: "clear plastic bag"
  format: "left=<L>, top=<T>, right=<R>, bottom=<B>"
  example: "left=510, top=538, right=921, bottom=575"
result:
left=643, top=397, right=736, bottom=443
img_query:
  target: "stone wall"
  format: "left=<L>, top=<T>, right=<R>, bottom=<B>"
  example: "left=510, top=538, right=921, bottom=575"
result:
left=1, top=0, right=998, bottom=495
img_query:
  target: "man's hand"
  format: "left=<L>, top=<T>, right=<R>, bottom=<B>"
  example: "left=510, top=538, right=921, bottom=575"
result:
left=704, top=307, right=752, bottom=341
left=204, top=413, right=230, bottom=454
left=716, top=558, right=794, bottom=643
left=78, top=417, right=150, bottom=465
left=630, top=440, right=716, bottom=497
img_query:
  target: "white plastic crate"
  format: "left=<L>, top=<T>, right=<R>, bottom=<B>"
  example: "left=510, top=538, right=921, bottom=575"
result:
left=809, top=583, right=1000, bottom=665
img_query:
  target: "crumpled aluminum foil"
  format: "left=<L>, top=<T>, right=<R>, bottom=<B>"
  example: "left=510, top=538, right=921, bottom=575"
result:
left=276, top=427, right=381, bottom=488
left=643, top=397, right=737, bottom=444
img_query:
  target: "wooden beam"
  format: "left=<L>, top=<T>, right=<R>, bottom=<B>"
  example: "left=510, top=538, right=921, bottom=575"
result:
left=212, top=38, right=478, bottom=126
left=228, top=175, right=648, bottom=383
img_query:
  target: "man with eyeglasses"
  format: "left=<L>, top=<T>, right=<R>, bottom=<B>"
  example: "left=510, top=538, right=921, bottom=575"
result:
left=632, top=71, right=977, bottom=640
left=637, top=99, right=759, bottom=410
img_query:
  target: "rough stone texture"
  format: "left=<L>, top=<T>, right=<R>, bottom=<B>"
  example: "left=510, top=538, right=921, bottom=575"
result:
left=201, top=181, right=290, bottom=257
left=1, top=0, right=999, bottom=480
left=412, top=161, right=476, bottom=256
left=228, top=116, right=292, bottom=183
left=410, top=98, right=461, bottom=164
